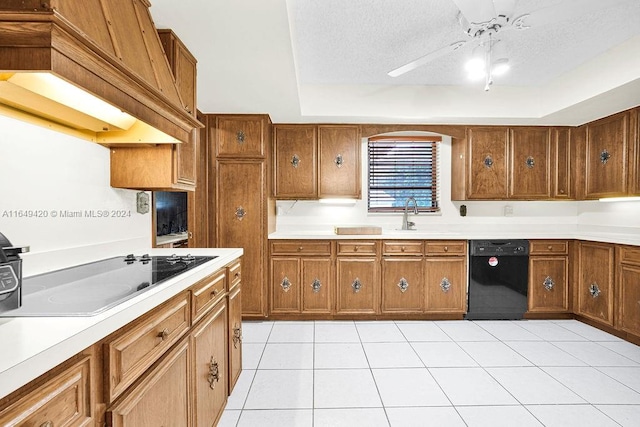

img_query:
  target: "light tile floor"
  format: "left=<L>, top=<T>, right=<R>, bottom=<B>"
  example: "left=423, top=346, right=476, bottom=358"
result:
left=218, top=320, right=640, bottom=427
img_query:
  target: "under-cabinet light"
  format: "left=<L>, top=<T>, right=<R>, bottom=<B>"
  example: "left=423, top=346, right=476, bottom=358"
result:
left=319, top=198, right=357, bottom=205
left=598, top=197, right=640, bottom=203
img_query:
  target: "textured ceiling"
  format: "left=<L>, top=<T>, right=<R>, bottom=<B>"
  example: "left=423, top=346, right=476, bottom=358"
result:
left=290, top=0, right=640, bottom=87
left=149, top=0, right=640, bottom=125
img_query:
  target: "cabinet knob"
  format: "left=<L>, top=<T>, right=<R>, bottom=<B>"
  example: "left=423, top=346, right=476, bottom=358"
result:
left=397, top=278, right=409, bottom=293
left=559, top=189, right=565, bottom=194
left=352, top=278, right=362, bottom=293
left=401, top=246, right=406, bottom=252
left=236, top=130, right=246, bottom=144
left=281, top=277, right=292, bottom=292
left=444, top=246, right=449, bottom=252
left=157, top=329, right=169, bottom=340
left=354, top=246, right=359, bottom=252
left=440, top=278, right=451, bottom=293
left=233, top=324, right=243, bottom=348
left=589, top=283, right=601, bottom=298
left=298, top=246, right=303, bottom=252
left=548, top=245, right=553, bottom=251
left=543, top=276, right=555, bottom=291
left=311, top=278, right=322, bottom=293
left=211, top=288, right=220, bottom=297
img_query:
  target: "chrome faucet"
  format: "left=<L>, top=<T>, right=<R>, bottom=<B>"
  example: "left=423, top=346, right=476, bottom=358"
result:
left=402, top=197, right=418, bottom=230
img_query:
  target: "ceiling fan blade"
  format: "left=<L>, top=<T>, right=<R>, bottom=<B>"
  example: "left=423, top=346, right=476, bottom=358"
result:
left=452, top=0, right=496, bottom=24
left=387, top=41, right=467, bottom=77
left=513, top=0, right=631, bottom=29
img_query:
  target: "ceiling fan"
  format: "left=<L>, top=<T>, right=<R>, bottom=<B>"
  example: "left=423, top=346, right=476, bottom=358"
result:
left=387, top=0, right=630, bottom=90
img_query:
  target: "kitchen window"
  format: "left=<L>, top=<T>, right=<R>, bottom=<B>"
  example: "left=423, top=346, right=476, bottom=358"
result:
left=367, top=136, right=441, bottom=213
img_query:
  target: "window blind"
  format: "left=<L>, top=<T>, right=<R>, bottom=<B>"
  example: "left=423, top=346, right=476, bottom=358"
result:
left=368, top=137, right=440, bottom=213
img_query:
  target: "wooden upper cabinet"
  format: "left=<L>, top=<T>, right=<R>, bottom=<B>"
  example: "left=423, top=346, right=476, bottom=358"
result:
left=273, top=125, right=318, bottom=198
left=631, top=108, right=640, bottom=196
left=467, top=127, right=509, bottom=199
left=584, top=111, right=629, bottom=198
left=509, top=127, right=551, bottom=199
left=552, top=128, right=572, bottom=199
left=318, top=125, right=362, bottom=198
left=158, top=29, right=198, bottom=118
left=216, top=115, right=267, bottom=158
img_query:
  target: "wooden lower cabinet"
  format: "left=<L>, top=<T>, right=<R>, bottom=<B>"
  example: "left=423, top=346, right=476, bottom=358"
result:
left=270, top=241, right=333, bottom=315
left=0, top=355, right=94, bottom=426
left=227, top=262, right=243, bottom=394
left=577, top=241, right=615, bottom=326
left=190, top=301, right=228, bottom=427
left=381, top=257, right=424, bottom=313
left=107, top=340, right=191, bottom=427
left=528, top=240, right=570, bottom=313
left=336, top=258, right=379, bottom=314
left=617, top=246, right=640, bottom=337
left=425, top=257, right=467, bottom=313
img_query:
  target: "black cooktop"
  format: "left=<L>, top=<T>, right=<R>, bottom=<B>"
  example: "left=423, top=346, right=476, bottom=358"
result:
left=0, top=254, right=216, bottom=317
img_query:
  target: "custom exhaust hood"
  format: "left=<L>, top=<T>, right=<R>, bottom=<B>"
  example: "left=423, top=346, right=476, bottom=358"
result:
left=0, top=0, right=202, bottom=145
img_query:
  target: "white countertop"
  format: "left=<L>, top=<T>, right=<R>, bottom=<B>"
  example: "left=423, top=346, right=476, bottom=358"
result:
left=269, top=224, right=640, bottom=246
left=0, top=248, right=243, bottom=400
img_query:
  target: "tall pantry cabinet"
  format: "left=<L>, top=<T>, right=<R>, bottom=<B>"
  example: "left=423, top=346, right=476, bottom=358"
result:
left=208, top=114, right=275, bottom=318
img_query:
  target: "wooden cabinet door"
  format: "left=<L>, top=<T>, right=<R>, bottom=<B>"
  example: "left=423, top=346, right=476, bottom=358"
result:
left=0, top=356, right=93, bottom=427
left=578, top=242, right=615, bottom=326
left=553, top=128, right=572, bottom=199
left=617, top=263, right=640, bottom=337
left=336, top=258, right=378, bottom=314
left=425, top=257, right=467, bottom=312
left=381, top=258, right=424, bottom=313
left=191, top=301, right=228, bottom=427
left=228, top=284, right=243, bottom=394
left=217, top=160, right=267, bottom=316
left=158, top=29, right=197, bottom=117
left=509, top=127, right=551, bottom=199
left=467, top=127, right=509, bottom=199
left=528, top=256, right=569, bottom=312
left=318, top=125, right=361, bottom=198
left=631, top=108, right=640, bottom=195
left=302, top=258, right=333, bottom=313
left=216, top=115, right=266, bottom=158
left=271, top=258, right=301, bottom=313
left=107, top=340, right=191, bottom=427
left=176, top=129, right=197, bottom=187
left=585, top=111, right=629, bottom=198
left=274, top=125, right=317, bottom=198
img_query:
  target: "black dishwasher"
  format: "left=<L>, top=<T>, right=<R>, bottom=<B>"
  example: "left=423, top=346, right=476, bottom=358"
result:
left=466, top=240, right=529, bottom=320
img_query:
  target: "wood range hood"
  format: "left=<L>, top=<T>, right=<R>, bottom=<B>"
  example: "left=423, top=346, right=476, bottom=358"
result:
left=0, top=0, right=202, bottom=145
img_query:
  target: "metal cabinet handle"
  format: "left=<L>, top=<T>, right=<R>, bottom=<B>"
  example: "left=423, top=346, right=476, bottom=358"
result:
left=589, top=283, right=601, bottom=298
left=440, top=278, right=451, bottom=293
left=526, top=156, right=535, bottom=168
left=235, top=206, right=247, bottom=220
left=236, top=130, right=245, bottom=144
left=600, top=149, right=611, bottom=164
left=335, top=154, right=344, bottom=168
left=157, top=328, right=169, bottom=340
left=281, top=277, right=292, bottom=292
left=397, top=278, right=409, bottom=293
left=291, top=154, right=300, bottom=168
left=233, top=323, right=243, bottom=349
left=352, top=278, right=362, bottom=293
left=484, top=155, right=494, bottom=168
left=311, top=278, right=322, bottom=293
left=208, top=356, right=220, bottom=389
left=543, top=276, right=555, bottom=291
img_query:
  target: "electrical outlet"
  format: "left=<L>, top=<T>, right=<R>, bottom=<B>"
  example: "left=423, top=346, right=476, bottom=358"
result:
left=504, top=205, right=514, bottom=217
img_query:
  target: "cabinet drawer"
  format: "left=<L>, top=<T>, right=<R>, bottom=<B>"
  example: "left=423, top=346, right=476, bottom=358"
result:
left=530, top=240, right=569, bottom=255
left=383, top=241, right=423, bottom=256
left=337, top=241, right=378, bottom=256
left=192, top=269, right=227, bottom=323
left=228, top=260, right=242, bottom=290
left=619, top=246, right=640, bottom=266
left=0, top=356, right=92, bottom=426
left=424, top=241, right=466, bottom=256
left=271, top=241, right=332, bottom=256
left=105, top=292, right=190, bottom=403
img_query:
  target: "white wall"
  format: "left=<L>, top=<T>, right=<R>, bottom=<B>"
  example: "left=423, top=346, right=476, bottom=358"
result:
left=275, top=135, right=639, bottom=234
left=0, top=115, right=151, bottom=276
